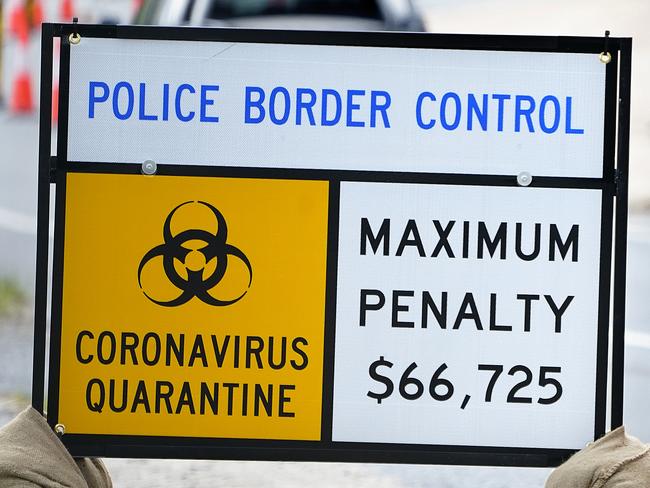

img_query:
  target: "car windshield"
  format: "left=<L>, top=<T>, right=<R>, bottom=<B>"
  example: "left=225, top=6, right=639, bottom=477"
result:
left=207, top=0, right=381, bottom=19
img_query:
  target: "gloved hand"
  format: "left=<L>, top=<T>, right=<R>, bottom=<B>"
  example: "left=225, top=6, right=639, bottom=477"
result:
left=546, top=427, right=650, bottom=488
left=0, top=407, right=112, bottom=488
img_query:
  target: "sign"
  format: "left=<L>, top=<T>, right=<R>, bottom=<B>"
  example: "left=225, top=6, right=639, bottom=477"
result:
left=64, top=38, right=606, bottom=178
left=59, top=173, right=328, bottom=440
left=34, top=24, right=632, bottom=467
left=333, top=183, right=601, bottom=449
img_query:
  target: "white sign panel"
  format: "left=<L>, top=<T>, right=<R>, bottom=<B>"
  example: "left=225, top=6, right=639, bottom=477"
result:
left=333, top=182, right=602, bottom=450
left=67, top=38, right=605, bottom=178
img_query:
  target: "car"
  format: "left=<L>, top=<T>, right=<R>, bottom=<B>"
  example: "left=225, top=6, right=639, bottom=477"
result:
left=133, top=0, right=426, bottom=32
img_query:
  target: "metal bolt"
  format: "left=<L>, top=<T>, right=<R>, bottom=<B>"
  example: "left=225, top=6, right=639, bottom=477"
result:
left=599, top=52, right=612, bottom=64
left=142, top=160, right=157, bottom=175
left=54, top=424, right=65, bottom=436
left=68, top=33, right=81, bottom=45
left=517, top=171, right=533, bottom=187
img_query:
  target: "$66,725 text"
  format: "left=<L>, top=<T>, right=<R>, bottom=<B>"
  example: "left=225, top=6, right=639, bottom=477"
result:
left=367, top=357, right=563, bottom=409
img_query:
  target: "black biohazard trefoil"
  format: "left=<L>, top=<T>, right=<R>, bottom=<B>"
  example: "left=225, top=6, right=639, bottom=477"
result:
left=138, top=201, right=252, bottom=307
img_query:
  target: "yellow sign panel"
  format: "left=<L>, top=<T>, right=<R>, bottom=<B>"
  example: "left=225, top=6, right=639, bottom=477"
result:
left=59, top=173, right=329, bottom=440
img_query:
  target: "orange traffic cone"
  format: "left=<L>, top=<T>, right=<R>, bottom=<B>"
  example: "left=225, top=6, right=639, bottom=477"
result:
left=133, top=0, right=144, bottom=15
left=60, top=0, right=74, bottom=21
left=9, top=0, right=44, bottom=46
left=7, top=1, right=42, bottom=114
left=9, top=3, right=29, bottom=46
left=11, top=70, right=34, bottom=113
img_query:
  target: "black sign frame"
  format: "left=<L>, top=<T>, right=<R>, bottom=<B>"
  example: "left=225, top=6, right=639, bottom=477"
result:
left=33, top=22, right=632, bottom=467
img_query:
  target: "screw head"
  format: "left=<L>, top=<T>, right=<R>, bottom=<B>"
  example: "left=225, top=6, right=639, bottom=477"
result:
left=54, top=424, right=65, bottom=436
left=68, top=33, right=81, bottom=45
left=517, top=171, right=533, bottom=187
left=599, top=52, right=612, bottom=64
left=142, top=160, right=157, bottom=175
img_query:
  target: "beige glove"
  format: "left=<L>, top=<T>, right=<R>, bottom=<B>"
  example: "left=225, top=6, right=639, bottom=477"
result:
left=546, top=426, right=650, bottom=488
left=0, top=406, right=112, bottom=488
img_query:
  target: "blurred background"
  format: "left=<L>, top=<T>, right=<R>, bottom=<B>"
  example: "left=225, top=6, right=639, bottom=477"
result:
left=0, top=0, right=648, bottom=486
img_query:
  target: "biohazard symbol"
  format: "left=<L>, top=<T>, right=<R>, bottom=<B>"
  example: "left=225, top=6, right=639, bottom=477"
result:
left=138, top=201, right=252, bottom=307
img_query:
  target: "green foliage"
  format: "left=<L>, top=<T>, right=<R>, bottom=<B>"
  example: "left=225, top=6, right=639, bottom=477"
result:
left=0, top=276, right=26, bottom=316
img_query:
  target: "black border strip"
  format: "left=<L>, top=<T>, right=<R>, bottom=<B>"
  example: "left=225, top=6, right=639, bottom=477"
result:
left=46, top=37, right=71, bottom=426
left=595, top=183, right=615, bottom=438
left=592, top=48, right=620, bottom=438
left=57, top=35, right=71, bottom=167
left=49, top=22, right=627, bottom=54
left=60, top=433, right=574, bottom=467
left=602, top=51, right=620, bottom=182
left=46, top=167, right=66, bottom=426
left=64, top=162, right=606, bottom=190
left=32, top=24, right=54, bottom=414
left=611, top=39, right=633, bottom=430
left=321, top=180, right=340, bottom=441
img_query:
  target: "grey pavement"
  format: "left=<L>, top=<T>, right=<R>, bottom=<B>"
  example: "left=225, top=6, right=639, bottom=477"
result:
left=0, top=115, right=39, bottom=216
left=0, top=113, right=41, bottom=293
left=624, top=215, right=650, bottom=442
left=0, top=112, right=54, bottom=293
